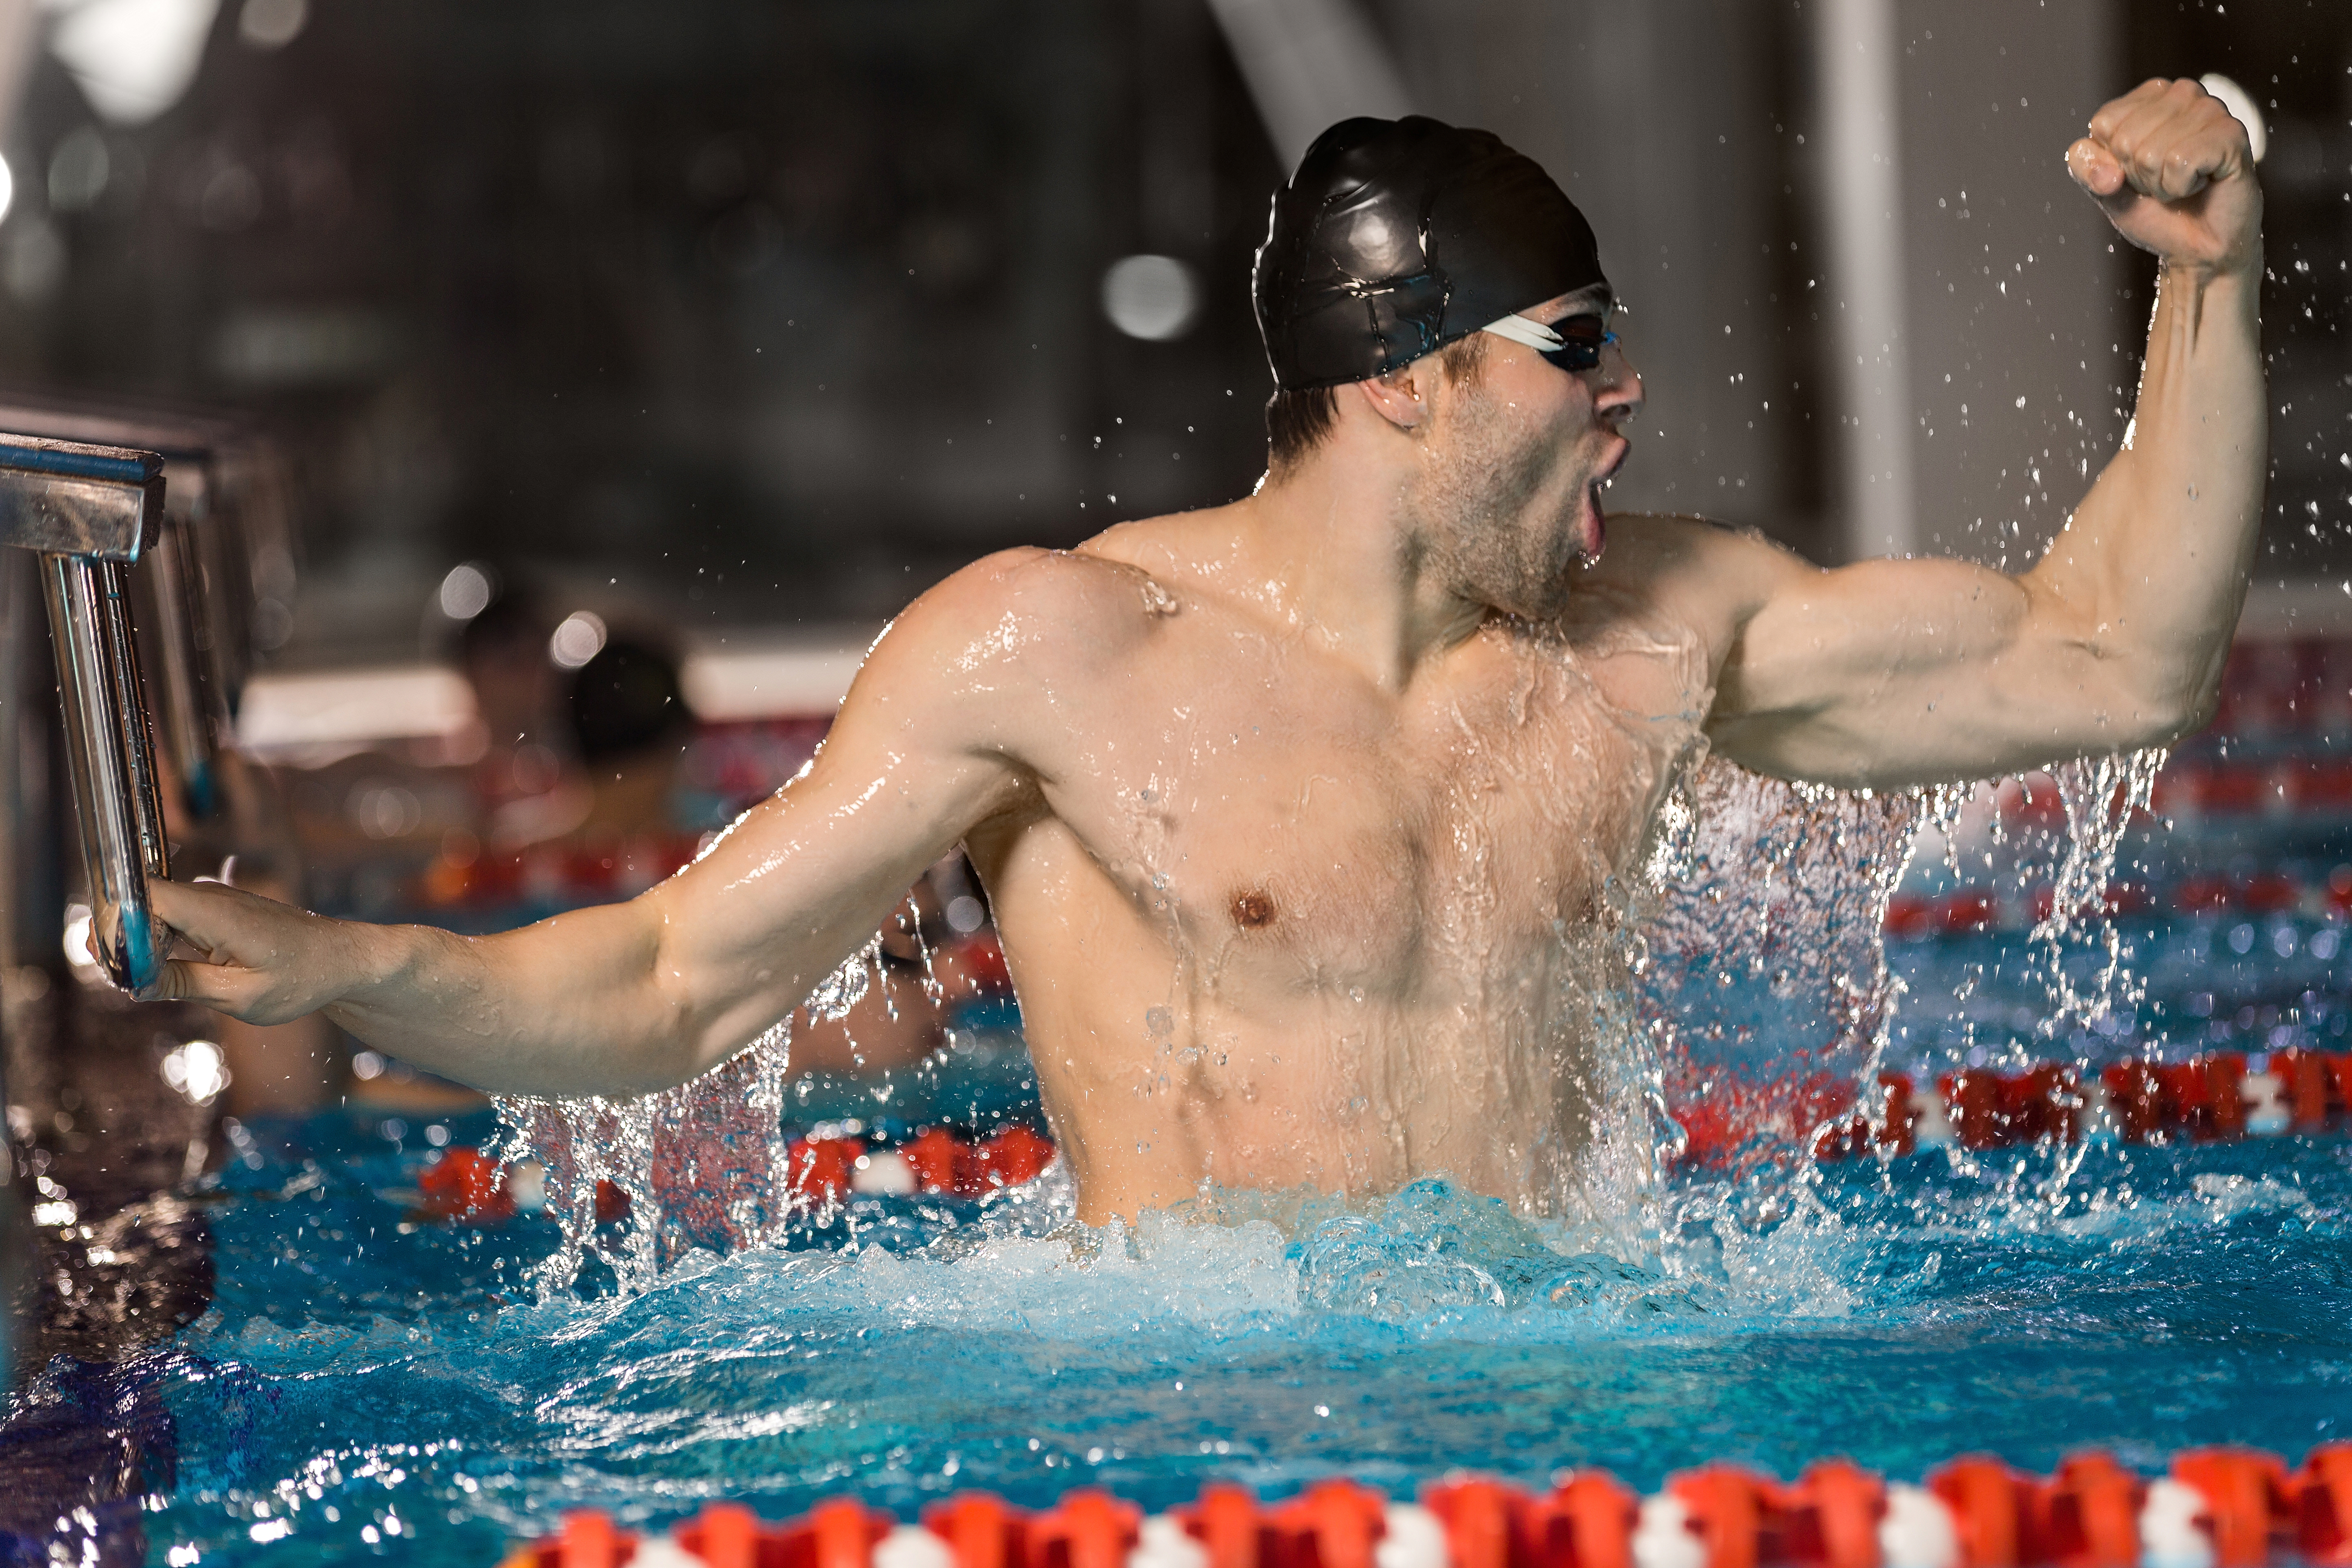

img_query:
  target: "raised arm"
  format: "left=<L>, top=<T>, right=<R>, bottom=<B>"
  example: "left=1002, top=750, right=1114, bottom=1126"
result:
left=148, top=551, right=1062, bottom=1097
left=1703, top=78, right=2264, bottom=788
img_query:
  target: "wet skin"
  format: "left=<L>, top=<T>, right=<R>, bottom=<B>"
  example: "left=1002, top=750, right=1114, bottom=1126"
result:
left=152, top=81, right=2266, bottom=1224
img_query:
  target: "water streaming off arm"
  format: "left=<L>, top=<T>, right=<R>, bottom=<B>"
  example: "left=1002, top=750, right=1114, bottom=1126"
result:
left=489, top=940, right=876, bottom=1296
left=1637, top=748, right=2168, bottom=1176
left=1637, top=758, right=1931, bottom=1174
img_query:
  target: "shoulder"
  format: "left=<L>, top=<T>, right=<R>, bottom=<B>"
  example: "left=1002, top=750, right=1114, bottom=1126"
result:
left=804, top=547, right=1173, bottom=790
left=1576, top=512, right=1818, bottom=628
left=1586, top=512, right=1800, bottom=576
left=852, top=545, right=1176, bottom=706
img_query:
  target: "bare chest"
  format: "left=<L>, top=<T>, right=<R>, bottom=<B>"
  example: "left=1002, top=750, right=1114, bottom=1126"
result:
left=1038, top=620, right=1710, bottom=1000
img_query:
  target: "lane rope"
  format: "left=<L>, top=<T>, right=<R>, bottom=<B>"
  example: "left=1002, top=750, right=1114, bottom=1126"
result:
left=498, top=1443, right=2352, bottom=1568
left=1803, top=1048, right=2352, bottom=1164
left=408, top=1038, right=2348, bottom=1219
left=413, top=1124, right=1056, bottom=1224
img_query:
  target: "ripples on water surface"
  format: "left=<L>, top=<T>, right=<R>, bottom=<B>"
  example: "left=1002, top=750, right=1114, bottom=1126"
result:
left=127, top=1087, right=2352, bottom=1566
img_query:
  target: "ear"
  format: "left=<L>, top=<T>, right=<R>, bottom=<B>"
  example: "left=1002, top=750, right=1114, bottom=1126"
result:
left=1352, top=363, right=1434, bottom=432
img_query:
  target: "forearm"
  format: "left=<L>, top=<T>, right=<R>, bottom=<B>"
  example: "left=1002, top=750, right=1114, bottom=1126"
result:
left=159, top=555, right=1049, bottom=1096
left=2026, top=256, right=2265, bottom=726
left=316, top=901, right=702, bottom=1097
left=311, top=830, right=938, bottom=1096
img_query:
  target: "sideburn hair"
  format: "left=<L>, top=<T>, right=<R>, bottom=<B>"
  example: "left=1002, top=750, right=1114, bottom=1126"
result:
left=1263, top=334, right=1491, bottom=472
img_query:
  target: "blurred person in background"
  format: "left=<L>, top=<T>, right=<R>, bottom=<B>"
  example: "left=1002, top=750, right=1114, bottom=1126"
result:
left=285, top=581, right=578, bottom=869
left=456, top=586, right=577, bottom=842
left=281, top=580, right=584, bottom=1109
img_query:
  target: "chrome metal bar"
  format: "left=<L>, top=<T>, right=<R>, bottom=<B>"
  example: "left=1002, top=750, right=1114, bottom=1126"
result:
left=207, top=445, right=284, bottom=710
left=0, top=431, right=171, bottom=993
left=42, top=553, right=167, bottom=992
left=99, top=557, right=170, bottom=882
left=0, top=434, right=162, bottom=559
left=0, top=404, right=273, bottom=718
left=136, top=517, right=224, bottom=823
left=0, top=415, right=237, bottom=831
left=197, top=494, right=255, bottom=714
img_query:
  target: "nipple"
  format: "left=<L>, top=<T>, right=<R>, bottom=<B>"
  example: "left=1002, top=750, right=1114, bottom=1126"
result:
left=1230, top=889, right=1278, bottom=929
left=1139, top=579, right=1178, bottom=616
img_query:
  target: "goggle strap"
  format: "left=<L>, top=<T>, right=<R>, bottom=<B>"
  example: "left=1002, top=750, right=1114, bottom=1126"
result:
left=1479, top=313, right=1563, bottom=352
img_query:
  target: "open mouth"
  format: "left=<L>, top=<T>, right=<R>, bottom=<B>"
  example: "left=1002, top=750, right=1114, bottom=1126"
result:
left=1581, top=438, right=1629, bottom=555
left=1580, top=479, right=1608, bottom=557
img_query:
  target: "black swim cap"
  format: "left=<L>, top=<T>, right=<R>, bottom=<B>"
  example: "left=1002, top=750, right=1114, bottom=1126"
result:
left=1253, top=116, right=1608, bottom=392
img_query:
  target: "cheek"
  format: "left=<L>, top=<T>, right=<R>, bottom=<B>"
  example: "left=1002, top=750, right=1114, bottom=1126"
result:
left=1488, top=388, right=1592, bottom=486
left=1548, top=377, right=1601, bottom=439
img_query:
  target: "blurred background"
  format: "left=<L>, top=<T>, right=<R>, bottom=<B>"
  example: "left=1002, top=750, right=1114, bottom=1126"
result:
left=0, top=0, right=2338, bottom=674
left=0, top=0, right=2335, bottom=1055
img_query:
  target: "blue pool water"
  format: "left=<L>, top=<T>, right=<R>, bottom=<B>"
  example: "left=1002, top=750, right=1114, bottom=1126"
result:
left=25, top=771, right=2352, bottom=1567
left=118, top=962, right=2352, bottom=1565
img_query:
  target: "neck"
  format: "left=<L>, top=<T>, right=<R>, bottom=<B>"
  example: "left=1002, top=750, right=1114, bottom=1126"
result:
left=1237, top=435, right=1487, bottom=693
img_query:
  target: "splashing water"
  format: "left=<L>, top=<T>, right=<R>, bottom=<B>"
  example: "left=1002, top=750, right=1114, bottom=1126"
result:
left=1636, top=749, right=2165, bottom=1173
left=2027, top=749, right=2167, bottom=1037
left=491, top=939, right=891, bottom=1294
left=1904, top=747, right=2171, bottom=1061
left=485, top=744, right=2175, bottom=1293
left=159, top=1106, right=2352, bottom=1568
left=1640, top=757, right=1929, bottom=1167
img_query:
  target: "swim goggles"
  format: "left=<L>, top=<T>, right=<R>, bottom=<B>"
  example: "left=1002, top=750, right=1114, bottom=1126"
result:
left=1482, top=311, right=1616, bottom=372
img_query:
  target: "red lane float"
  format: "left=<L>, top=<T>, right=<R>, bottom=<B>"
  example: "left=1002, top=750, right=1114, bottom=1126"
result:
left=1802, top=1047, right=2352, bottom=1163
left=1880, top=868, right=2352, bottom=938
left=497, top=1443, right=2352, bottom=1568
left=414, top=1146, right=517, bottom=1223
left=412, top=1125, right=1057, bottom=1225
left=411, top=1146, right=629, bottom=1225
left=1697, top=1047, right=2350, bottom=1169
left=789, top=1124, right=1057, bottom=1205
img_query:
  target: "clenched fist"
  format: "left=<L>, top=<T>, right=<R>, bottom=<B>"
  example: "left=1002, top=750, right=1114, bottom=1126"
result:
left=2067, top=77, right=2261, bottom=276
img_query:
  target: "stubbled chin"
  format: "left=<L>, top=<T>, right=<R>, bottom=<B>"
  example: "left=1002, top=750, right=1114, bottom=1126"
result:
left=1580, top=485, right=1606, bottom=560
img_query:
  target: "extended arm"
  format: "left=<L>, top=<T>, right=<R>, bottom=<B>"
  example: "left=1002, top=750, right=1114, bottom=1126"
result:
left=148, top=555, right=1056, bottom=1097
left=1705, top=79, right=2264, bottom=788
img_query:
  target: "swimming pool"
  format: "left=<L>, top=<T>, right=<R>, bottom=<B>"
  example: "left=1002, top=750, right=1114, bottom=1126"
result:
left=15, top=682, right=2352, bottom=1568
left=135, top=1072, right=2352, bottom=1568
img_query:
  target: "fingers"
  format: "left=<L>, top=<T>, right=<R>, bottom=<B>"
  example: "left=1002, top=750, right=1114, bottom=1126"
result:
left=147, top=878, right=308, bottom=1020
left=2085, top=78, right=2173, bottom=145
left=149, top=876, right=362, bottom=1025
left=150, top=875, right=285, bottom=960
left=2083, top=78, right=2250, bottom=205
left=157, top=946, right=321, bottom=1027
left=2065, top=138, right=2128, bottom=202
left=148, top=873, right=221, bottom=930
left=2103, top=85, right=2210, bottom=198
left=156, top=955, right=267, bottom=1016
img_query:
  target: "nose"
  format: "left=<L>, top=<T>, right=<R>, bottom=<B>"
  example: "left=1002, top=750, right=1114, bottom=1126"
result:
left=1590, top=341, right=1643, bottom=425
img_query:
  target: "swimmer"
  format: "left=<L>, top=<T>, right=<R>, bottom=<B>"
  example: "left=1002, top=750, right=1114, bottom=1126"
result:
left=149, top=82, right=2263, bottom=1225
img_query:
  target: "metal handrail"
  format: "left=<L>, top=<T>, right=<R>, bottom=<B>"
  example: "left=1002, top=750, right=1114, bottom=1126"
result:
left=0, top=399, right=269, bottom=837
left=0, top=432, right=170, bottom=992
